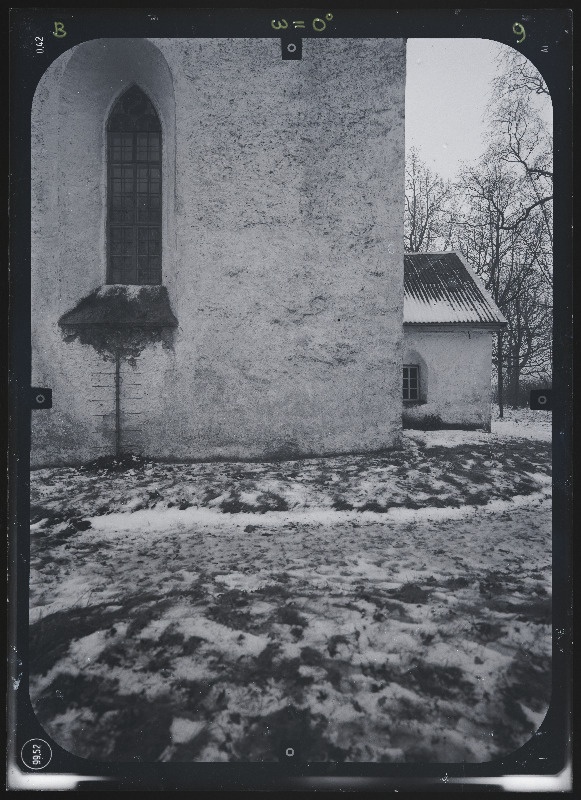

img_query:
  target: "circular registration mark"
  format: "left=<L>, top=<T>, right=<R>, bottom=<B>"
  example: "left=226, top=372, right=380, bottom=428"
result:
left=21, top=739, right=52, bottom=770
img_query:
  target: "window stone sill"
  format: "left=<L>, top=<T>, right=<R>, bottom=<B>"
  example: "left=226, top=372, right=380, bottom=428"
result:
left=59, top=284, right=178, bottom=328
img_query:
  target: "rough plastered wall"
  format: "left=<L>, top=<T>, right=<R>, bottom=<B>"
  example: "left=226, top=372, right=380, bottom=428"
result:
left=31, top=39, right=177, bottom=465
left=31, top=37, right=405, bottom=465
left=402, top=329, right=494, bottom=430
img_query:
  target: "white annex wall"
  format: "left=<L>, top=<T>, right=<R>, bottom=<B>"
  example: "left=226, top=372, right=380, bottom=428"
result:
left=403, top=329, right=494, bottom=430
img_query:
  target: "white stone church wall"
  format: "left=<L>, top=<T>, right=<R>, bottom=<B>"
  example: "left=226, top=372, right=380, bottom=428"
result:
left=31, top=37, right=406, bottom=465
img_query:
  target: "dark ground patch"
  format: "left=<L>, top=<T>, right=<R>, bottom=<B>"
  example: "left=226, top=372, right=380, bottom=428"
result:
left=391, top=583, right=433, bottom=604
left=31, top=436, right=551, bottom=521
left=231, top=705, right=349, bottom=762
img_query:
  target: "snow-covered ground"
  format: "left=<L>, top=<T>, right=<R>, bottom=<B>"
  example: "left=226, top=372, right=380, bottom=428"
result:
left=407, top=404, right=552, bottom=448
left=29, top=407, right=552, bottom=763
left=491, top=404, right=552, bottom=442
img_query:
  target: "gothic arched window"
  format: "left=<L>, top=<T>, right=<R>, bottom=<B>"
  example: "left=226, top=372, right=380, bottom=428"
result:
left=107, top=86, right=162, bottom=285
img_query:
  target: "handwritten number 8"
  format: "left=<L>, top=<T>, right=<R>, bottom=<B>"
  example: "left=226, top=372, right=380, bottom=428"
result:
left=512, top=22, right=526, bottom=44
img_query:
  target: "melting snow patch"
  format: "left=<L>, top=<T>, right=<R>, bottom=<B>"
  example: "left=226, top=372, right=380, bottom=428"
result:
left=519, top=703, right=548, bottom=729
left=215, top=572, right=272, bottom=592
left=406, top=430, right=489, bottom=448
left=170, top=718, right=205, bottom=744
left=492, top=406, right=552, bottom=442
left=138, top=619, right=172, bottom=640
left=170, top=659, right=214, bottom=683
left=176, top=616, right=269, bottom=657
left=86, top=488, right=550, bottom=537
left=68, top=630, right=110, bottom=668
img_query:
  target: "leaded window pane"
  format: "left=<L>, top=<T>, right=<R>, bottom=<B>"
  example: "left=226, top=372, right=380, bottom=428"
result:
left=107, top=86, right=161, bottom=285
left=403, top=366, right=420, bottom=401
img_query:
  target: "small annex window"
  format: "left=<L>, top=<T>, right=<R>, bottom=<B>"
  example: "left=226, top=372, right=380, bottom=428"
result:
left=107, top=86, right=162, bottom=285
left=403, top=365, right=420, bottom=401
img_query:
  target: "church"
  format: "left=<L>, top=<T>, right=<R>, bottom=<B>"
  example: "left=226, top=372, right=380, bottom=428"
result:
left=30, top=37, right=503, bottom=467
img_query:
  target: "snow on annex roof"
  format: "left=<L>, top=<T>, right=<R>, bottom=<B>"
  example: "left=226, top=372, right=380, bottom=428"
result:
left=404, top=252, right=507, bottom=327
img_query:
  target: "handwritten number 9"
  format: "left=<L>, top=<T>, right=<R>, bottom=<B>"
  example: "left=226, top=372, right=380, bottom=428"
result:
left=512, top=22, right=526, bottom=44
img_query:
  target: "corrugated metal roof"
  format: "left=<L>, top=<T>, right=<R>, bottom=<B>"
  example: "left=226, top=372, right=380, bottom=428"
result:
left=404, top=252, right=507, bottom=326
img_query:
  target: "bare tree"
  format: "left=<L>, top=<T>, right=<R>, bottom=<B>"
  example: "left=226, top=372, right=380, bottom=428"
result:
left=491, top=47, right=550, bottom=98
left=502, top=219, right=553, bottom=405
left=487, top=50, right=553, bottom=403
left=449, top=154, right=552, bottom=414
left=402, top=51, right=552, bottom=414
left=445, top=52, right=553, bottom=411
left=451, top=160, right=514, bottom=416
left=404, top=148, right=452, bottom=253
left=488, top=50, right=553, bottom=248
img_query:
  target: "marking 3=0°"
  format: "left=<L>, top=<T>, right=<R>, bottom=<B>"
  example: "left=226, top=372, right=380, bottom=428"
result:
left=271, top=12, right=334, bottom=32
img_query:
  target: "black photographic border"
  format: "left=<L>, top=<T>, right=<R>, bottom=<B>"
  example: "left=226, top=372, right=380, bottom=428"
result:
left=8, top=7, right=573, bottom=791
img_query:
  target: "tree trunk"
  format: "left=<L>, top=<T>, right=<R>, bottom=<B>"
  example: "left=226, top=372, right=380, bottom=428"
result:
left=497, top=332, right=504, bottom=418
left=511, top=362, right=521, bottom=407
left=114, top=348, right=121, bottom=457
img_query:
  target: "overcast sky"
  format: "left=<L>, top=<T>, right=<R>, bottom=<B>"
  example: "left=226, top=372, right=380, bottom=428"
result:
left=405, top=38, right=553, bottom=182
